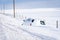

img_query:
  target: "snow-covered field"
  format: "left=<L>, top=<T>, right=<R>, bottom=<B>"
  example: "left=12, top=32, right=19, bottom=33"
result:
left=0, top=8, right=60, bottom=40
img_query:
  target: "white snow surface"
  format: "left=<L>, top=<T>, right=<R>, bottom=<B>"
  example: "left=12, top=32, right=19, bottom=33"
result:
left=0, top=8, right=60, bottom=40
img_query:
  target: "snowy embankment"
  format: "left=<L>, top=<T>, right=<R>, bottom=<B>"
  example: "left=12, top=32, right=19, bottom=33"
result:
left=0, top=14, right=60, bottom=40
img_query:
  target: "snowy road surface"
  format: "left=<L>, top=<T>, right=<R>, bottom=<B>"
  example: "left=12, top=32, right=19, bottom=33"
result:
left=0, top=14, right=60, bottom=40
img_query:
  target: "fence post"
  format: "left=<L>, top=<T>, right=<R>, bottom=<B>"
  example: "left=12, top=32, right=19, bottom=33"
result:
left=56, top=20, right=58, bottom=28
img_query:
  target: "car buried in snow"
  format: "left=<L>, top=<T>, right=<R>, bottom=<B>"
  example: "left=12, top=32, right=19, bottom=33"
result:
left=22, top=18, right=34, bottom=26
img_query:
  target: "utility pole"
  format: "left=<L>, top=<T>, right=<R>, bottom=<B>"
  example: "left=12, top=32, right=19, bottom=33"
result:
left=2, top=2, right=5, bottom=14
left=3, top=4, right=5, bottom=14
left=13, top=0, right=15, bottom=18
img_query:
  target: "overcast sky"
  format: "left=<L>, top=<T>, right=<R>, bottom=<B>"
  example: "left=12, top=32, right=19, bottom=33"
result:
left=0, top=0, right=60, bottom=9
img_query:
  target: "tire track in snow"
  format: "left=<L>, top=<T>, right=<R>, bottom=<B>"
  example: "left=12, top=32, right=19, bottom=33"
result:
left=18, top=27, right=57, bottom=40
left=0, top=23, right=7, bottom=40
left=1, top=23, right=57, bottom=40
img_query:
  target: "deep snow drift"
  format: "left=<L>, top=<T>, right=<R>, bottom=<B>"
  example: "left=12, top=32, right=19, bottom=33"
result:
left=0, top=12, right=60, bottom=40
left=0, top=8, right=60, bottom=40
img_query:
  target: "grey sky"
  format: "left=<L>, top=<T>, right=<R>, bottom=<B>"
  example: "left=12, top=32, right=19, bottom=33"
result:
left=0, top=0, right=60, bottom=9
